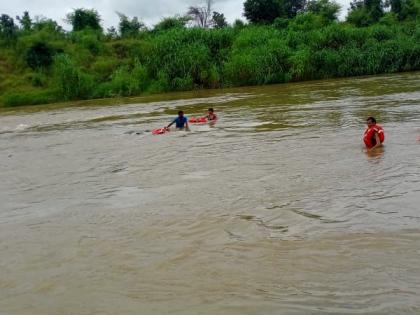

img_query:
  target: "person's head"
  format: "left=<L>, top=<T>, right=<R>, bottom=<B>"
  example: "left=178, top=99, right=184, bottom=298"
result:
left=178, top=110, right=184, bottom=117
left=208, top=108, right=214, bottom=114
left=366, top=117, right=376, bottom=126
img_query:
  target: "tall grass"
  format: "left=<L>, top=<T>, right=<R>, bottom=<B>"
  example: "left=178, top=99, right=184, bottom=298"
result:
left=223, top=26, right=291, bottom=85
left=53, top=54, right=95, bottom=100
left=1, top=17, right=419, bottom=107
left=1, top=89, right=57, bottom=107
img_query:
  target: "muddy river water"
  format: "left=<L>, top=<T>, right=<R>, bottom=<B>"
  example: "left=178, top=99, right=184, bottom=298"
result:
left=1, top=72, right=420, bottom=314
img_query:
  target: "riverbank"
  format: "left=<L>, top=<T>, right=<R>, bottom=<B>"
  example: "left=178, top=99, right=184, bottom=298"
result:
left=1, top=20, right=419, bottom=108
left=1, top=70, right=418, bottom=116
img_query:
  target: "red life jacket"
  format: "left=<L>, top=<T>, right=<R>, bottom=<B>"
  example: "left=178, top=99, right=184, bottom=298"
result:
left=363, top=124, right=385, bottom=148
left=189, top=117, right=207, bottom=123
left=207, top=113, right=217, bottom=121
left=152, top=127, right=169, bottom=135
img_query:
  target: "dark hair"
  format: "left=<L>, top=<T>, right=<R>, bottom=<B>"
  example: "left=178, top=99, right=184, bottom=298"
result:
left=367, top=117, right=376, bottom=123
left=178, top=111, right=184, bottom=115
left=208, top=108, right=214, bottom=112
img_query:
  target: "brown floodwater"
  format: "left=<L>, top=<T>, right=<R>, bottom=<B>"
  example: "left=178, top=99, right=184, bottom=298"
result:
left=1, top=72, right=420, bottom=314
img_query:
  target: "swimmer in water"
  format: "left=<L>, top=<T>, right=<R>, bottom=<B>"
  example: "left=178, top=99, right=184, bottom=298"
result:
left=167, top=111, right=189, bottom=131
left=206, top=108, right=217, bottom=121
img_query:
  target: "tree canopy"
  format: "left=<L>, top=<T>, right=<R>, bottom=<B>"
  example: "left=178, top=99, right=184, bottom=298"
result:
left=16, top=11, right=32, bottom=32
left=212, top=12, right=228, bottom=28
left=244, top=0, right=317, bottom=23
left=117, top=13, right=145, bottom=38
left=0, top=14, right=17, bottom=43
left=66, top=9, right=102, bottom=32
left=307, top=0, right=341, bottom=21
left=244, top=0, right=284, bottom=23
left=154, top=16, right=190, bottom=32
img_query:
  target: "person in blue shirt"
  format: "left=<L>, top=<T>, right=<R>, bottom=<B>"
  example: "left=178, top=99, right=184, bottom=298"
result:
left=167, top=110, right=189, bottom=131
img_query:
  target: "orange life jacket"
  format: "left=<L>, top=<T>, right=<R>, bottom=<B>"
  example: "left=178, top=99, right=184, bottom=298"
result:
left=363, top=124, right=385, bottom=148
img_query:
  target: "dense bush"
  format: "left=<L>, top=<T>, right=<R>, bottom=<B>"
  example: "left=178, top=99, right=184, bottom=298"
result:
left=25, top=42, right=54, bottom=69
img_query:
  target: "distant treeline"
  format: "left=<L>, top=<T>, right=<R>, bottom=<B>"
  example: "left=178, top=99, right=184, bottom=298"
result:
left=0, top=0, right=419, bottom=107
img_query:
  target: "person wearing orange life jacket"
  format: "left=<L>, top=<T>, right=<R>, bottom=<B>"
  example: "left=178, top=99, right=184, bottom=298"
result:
left=206, top=108, right=217, bottom=121
left=363, top=117, right=385, bottom=150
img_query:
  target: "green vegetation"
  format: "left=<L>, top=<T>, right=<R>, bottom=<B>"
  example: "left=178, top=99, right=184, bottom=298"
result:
left=0, top=0, right=419, bottom=107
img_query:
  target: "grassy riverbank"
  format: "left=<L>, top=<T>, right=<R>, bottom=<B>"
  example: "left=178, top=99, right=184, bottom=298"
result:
left=0, top=10, right=419, bottom=107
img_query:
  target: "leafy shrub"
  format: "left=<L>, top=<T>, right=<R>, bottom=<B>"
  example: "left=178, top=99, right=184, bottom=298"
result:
left=148, top=70, right=170, bottom=93
left=288, top=13, right=325, bottom=31
left=25, top=41, right=54, bottom=69
left=53, top=53, right=95, bottom=100
left=107, top=60, right=149, bottom=96
left=29, top=71, right=48, bottom=87
left=90, top=57, right=120, bottom=81
left=109, top=38, right=151, bottom=61
left=70, top=30, right=104, bottom=55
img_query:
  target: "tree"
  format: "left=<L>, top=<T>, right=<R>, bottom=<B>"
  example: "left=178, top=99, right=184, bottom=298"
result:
left=16, top=11, right=32, bottom=32
left=399, top=0, right=419, bottom=20
left=106, top=26, right=118, bottom=39
left=66, top=8, right=102, bottom=32
left=346, top=6, right=371, bottom=26
left=307, top=0, right=341, bottom=21
left=212, top=11, right=228, bottom=28
left=282, top=0, right=308, bottom=18
left=154, top=16, right=190, bottom=32
left=244, top=0, right=283, bottom=23
left=347, top=0, right=384, bottom=25
left=0, top=14, right=17, bottom=44
left=243, top=0, right=307, bottom=23
left=387, top=0, right=419, bottom=20
left=117, top=13, right=145, bottom=38
left=187, top=0, right=214, bottom=28
left=366, top=0, right=385, bottom=20
left=32, top=17, right=63, bottom=34
left=233, top=19, right=246, bottom=28
left=388, top=0, right=402, bottom=14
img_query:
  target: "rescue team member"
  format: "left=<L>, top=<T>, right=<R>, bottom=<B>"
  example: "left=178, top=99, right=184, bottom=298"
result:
left=167, top=111, right=189, bottom=131
left=363, top=117, right=384, bottom=150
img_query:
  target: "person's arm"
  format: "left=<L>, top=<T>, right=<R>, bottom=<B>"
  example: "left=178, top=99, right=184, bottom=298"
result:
left=185, top=121, right=190, bottom=131
left=167, top=119, right=175, bottom=129
left=368, top=132, right=381, bottom=150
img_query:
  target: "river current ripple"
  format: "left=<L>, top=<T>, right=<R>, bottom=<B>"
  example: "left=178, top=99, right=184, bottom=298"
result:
left=1, top=72, right=420, bottom=314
